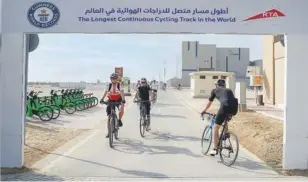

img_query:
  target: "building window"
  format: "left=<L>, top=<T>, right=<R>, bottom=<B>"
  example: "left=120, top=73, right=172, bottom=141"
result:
left=213, top=76, right=218, bottom=79
left=221, top=76, right=227, bottom=79
left=200, top=75, right=206, bottom=79
left=188, top=41, right=190, bottom=51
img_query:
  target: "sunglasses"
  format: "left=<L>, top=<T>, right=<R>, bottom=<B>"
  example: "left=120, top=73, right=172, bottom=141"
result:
left=141, top=82, right=146, bottom=84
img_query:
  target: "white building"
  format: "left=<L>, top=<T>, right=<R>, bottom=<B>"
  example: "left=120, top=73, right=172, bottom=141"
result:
left=189, top=71, right=236, bottom=98
left=180, top=41, right=250, bottom=87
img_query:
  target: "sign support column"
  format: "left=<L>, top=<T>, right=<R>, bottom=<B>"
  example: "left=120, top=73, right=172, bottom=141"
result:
left=0, top=34, right=26, bottom=167
left=283, top=34, right=308, bottom=169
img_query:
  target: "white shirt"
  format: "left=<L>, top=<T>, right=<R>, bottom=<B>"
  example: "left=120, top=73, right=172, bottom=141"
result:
left=150, top=82, right=159, bottom=90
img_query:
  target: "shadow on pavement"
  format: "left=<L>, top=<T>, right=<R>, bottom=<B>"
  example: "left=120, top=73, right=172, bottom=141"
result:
left=113, top=138, right=202, bottom=158
left=154, top=103, right=183, bottom=107
left=1, top=170, right=65, bottom=181
left=151, top=113, right=186, bottom=119
left=21, top=146, right=168, bottom=179
left=113, top=138, right=150, bottom=154
left=233, top=157, right=270, bottom=170
left=149, top=131, right=200, bottom=142
left=228, top=157, right=279, bottom=176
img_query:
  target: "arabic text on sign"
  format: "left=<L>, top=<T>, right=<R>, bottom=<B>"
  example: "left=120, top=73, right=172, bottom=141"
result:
left=84, top=7, right=229, bottom=16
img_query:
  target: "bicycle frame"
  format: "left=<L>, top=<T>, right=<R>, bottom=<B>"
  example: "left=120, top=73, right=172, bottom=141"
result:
left=140, top=102, right=147, bottom=117
left=201, top=113, right=230, bottom=151
left=135, top=100, right=151, bottom=137
left=103, top=100, right=121, bottom=147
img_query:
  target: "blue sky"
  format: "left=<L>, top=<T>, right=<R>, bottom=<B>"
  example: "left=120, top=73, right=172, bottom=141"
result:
left=28, top=34, right=263, bottom=82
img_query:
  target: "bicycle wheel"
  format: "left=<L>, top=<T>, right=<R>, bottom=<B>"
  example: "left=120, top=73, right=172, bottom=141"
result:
left=219, top=131, right=239, bottom=166
left=201, top=125, right=212, bottom=155
left=38, top=106, right=54, bottom=121
left=92, top=97, right=99, bottom=106
left=64, top=102, right=76, bottom=114
left=50, top=105, right=61, bottom=119
left=75, top=100, right=85, bottom=111
left=139, top=113, right=146, bottom=137
left=114, top=119, right=119, bottom=140
left=108, top=117, right=114, bottom=148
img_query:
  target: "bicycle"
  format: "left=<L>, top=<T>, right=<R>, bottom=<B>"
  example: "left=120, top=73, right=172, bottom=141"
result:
left=201, top=112, right=239, bottom=166
left=151, top=90, right=157, bottom=105
left=50, top=90, right=77, bottom=114
left=26, top=91, right=54, bottom=121
left=134, top=99, right=151, bottom=137
left=101, top=100, right=121, bottom=148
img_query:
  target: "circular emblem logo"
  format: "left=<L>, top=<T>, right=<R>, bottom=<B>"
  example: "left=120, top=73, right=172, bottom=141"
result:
left=27, top=2, right=60, bottom=28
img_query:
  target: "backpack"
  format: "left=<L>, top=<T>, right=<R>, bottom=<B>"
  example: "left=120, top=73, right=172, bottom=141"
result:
left=231, top=98, right=239, bottom=116
left=108, top=83, right=120, bottom=92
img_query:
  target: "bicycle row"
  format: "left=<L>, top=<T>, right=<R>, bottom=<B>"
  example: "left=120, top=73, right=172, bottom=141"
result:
left=26, top=88, right=99, bottom=122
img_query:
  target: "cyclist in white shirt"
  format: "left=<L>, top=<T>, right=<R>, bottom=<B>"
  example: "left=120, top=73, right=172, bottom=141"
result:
left=150, top=80, right=159, bottom=91
left=150, top=80, right=159, bottom=102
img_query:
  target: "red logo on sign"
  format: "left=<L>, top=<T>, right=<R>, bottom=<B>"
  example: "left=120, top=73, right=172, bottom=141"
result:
left=243, top=9, right=285, bottom=21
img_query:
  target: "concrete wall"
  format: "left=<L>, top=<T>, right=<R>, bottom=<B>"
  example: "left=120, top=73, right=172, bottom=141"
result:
left=182, top=42, right=250, bottom=87
left=216, top=47, right=249, bottom=78
left=262, top=35, right=285, bottom=107
left=181, top=41, right=198, bottom=86
left=182, top=41, right=198, bottom=70
left=197, top=44, right=216, bottom=69
left=263, top=35, right=275, bottom=105
left=0, top=0, right=2, bottom=34
left=284, top=34, right=308, bottom=169
left=274, top=39, right=285, bottom=108
left=190, top=72, right=235, bottom=98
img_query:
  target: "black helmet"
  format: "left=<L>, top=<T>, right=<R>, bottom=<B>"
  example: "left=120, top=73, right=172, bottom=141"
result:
left=110, top=73, right=118, bottom=79
left=215, top=79, right=226, bottom=87
left=141, top=78, right=147, bottom=82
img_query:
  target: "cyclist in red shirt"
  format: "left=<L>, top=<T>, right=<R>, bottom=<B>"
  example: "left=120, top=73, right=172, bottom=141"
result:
left=100, top=73, right=126, bottom=138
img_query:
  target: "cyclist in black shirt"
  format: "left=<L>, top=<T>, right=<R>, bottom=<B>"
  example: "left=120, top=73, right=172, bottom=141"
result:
left=133, top=78, right=152, bottom=130
left=201, top=79, right=238, bottom=156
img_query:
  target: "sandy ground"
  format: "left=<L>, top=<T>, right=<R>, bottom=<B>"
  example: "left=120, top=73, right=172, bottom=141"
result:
left=1, top=123, right=87, bottom=175
left=24, top=123, right=87, bottom=168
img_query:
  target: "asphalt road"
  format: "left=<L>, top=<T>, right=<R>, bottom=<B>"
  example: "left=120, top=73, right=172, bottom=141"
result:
left=5, top=90, right=287, bottom=181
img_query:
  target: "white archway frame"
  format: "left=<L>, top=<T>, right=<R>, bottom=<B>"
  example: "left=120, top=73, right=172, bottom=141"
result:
left=0, top=0, right=308, bottom=169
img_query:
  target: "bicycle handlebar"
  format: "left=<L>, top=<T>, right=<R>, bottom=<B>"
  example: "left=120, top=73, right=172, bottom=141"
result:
left=100, top=101, right=122, bottom=106
left=201, top=112, right=216, bottom=120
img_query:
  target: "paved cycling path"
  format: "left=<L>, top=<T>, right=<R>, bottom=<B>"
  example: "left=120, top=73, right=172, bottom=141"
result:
left=5, top=90, right=294, bottom=180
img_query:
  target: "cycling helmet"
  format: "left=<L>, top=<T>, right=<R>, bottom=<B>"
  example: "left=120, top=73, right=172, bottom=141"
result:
left=215, top=79, right=226, bottom=87
left=110, top=73, right=118, bottom=79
